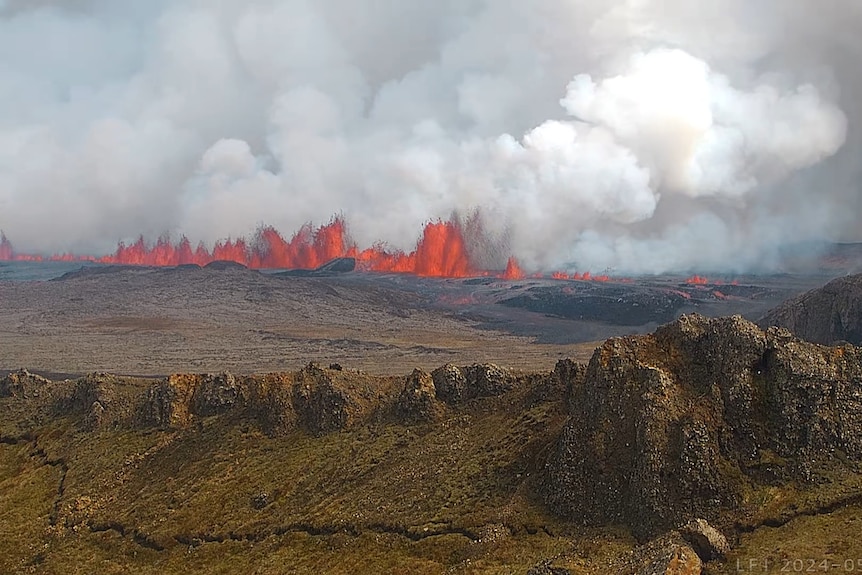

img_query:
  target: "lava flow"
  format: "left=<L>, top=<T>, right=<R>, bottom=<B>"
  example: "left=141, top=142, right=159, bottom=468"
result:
left=0, top=217, right=624, bottom=282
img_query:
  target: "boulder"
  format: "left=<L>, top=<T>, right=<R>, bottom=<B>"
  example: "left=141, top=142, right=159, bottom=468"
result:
left=431, top=364, right=468, bottom=403
left=679, top=519, right=729, bottom=561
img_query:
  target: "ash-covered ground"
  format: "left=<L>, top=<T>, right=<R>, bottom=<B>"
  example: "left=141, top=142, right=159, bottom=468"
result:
left=2, top=248, right=854, bottom=378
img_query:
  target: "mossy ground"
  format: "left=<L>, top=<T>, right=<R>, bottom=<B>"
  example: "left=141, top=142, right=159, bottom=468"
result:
left=1, top=370, right=860, bottom=574
left=0, top=374, right=638, bottom=574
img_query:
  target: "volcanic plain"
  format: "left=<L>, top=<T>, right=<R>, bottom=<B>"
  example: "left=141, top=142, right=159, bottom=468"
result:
left=1, top=260, right=862, bottom=574
left=0, top=261, right=832, bottom=377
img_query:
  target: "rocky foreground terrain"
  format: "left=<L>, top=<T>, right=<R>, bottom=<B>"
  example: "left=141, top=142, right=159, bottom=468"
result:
left=2, top=313, right=861, bottom=574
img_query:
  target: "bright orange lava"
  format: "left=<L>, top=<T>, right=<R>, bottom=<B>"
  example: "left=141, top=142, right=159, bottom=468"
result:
left=0, top=217, right=619, bottom=282
left=686, top=275, right=710, bottom=285
left=502, top=256, right=525, bottom=280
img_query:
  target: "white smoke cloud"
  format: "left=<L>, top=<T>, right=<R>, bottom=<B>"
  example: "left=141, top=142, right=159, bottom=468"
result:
left=0, top=0, right=859, bottom=273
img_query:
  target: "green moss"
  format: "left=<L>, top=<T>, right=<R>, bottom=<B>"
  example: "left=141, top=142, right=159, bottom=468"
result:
left=2, top=367, right=861, bottom=574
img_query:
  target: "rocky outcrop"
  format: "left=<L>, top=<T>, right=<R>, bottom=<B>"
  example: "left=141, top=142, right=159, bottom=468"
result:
left=140, top=375, right=198, bottom=428
left=68, top=373, right=121, bottom=430
left=292, top=363, right=358, bottom=434
left=430, top=363, right=513, bottom=404
left=190, top=372, right=241, bottom=416
left=393, top=369, right=443, bottom=424
left=544, top=313, right=862, bottom=539
left=244, top=374, right=296, bottom=436
left=0, top=368, right=52, bottom=398
left=759, top=273, right=862, bottom=345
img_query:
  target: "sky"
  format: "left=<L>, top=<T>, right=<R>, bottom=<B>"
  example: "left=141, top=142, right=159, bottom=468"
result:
left=1, top=0, right=860, bottom=272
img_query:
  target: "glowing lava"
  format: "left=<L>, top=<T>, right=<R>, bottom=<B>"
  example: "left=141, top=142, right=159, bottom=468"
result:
left=502, top=256, right=525, bottom=280
left=0, top=232, right=11, bottom=260
left=0, top=217, right=620, bottom=282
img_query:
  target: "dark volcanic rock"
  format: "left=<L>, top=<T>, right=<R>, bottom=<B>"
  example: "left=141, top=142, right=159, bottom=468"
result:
left=526, top=561, right=571, bottom=575
left=544, top=313, right=862, bottom=539
left=500, top=285, right=689, bottom=326
left=431, top=363, right=513, bottom=404
left=553, top=358, right=587, bottom=409
left=394, top=368, right=443, bottom=423
left=275, top=257, right=356, bottom=277
left=431, top=364, right=468, bottom=403
left=759, top=273, right=862, bottom=345
left=611, top=531, right=704, bottom=575
left=634, top=539, right=702, bottom=575
left=203, top=260, right=249, bottom=271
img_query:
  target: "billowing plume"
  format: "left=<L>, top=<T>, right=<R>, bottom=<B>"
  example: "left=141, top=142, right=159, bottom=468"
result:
left=0, top=0, right=859, bottom=273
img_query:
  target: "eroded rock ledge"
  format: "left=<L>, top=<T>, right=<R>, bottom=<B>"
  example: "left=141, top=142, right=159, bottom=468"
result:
left=544, top=313, right=862, bottom=540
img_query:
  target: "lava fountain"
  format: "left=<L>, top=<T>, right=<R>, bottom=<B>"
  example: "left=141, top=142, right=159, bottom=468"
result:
left=0, top=216, right=623, bottom=281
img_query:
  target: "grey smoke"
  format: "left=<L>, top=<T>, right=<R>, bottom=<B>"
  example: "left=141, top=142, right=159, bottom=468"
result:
left=0, top=0, right=859, bottom=273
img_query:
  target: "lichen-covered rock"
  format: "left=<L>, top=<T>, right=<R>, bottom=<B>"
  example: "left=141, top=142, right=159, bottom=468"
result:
left=245, top=374, right=296, bottom=436
left=0, top=368, right=51, bottom=398
left=544, top=313, right=862, bottom=539
left=431, top=364, right=468, bottom=403
left=190, top=372, right=241, bottom=416
left=394, top=369, right=443, bottom=423
left=431, top=363, right=513, bottom=404
left=139, top=376, right=197, bottom=428
left=679, top=519, right=729, bottom=561
left=292, top=362, right=368, bottom=434
left=465, top=363, right=513, bottom=397
left=69, top=372, right=119, bottom=430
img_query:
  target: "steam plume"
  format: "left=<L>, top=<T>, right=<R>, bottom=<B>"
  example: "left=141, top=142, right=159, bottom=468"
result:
left=1, top=0, right=859, bottom=273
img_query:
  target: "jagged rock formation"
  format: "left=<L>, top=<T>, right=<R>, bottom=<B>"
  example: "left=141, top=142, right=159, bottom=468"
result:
left=291, top=362, right=379, bottom=434
left=139, top=370, right=298, bottom=432
left=759, top=273, right=862, bottom=345
left=544, top=313, right=862, bottom=539
left=0, top=368, right=52, bottom=398
left=430, top=363, right=512, bottom=404
left=393, top=368, right=443, bottom=423
left=67, top=372, right=122, bottom=430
